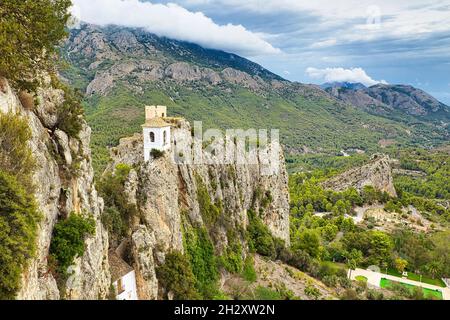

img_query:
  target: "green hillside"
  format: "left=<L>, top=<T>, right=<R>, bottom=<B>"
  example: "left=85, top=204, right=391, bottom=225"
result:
left=61, top=24, right=449, bottom=173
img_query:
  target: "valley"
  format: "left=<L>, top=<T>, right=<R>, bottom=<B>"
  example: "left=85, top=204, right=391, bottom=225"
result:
left=61, top=24, right=449, bottom=174
left=1, top=1, right=449, bottom=302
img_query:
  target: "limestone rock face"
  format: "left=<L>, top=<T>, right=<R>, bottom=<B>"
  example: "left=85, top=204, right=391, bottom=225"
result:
left=0, top=77, right=110, bottom=300
left=131, top=226, right=158, bottom=300
left=107, top=119, right=290, bottom=299
left=321, top=154, right=397, bottom=197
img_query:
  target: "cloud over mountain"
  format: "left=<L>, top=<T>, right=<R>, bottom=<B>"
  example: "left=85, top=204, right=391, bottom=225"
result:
left=306, top=67, right=388, bottom=87
left=71, top=0, right=281, bottom=57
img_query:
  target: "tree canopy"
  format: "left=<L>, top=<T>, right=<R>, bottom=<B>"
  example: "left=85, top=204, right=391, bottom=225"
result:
left=0, top=0, right=72, bottom=91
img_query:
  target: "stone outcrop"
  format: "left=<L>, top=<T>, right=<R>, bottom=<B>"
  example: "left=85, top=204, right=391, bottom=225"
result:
left=106, top=119, right=290, bottom=299
left=321, top=154, right=397, bottom=197
left=0, top=77, right=110, bottom=300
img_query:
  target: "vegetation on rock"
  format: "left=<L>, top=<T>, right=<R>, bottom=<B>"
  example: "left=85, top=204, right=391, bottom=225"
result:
left=99, top=164, right=137, bottom=244
left=0, top=0, right=71, bottom=92
left=49, top=214, right=95, bottom=275
left=0, top=113, right=36, bottom=190
left=156, top=251, right=200, bottom=300
left=183, top=225, right=219, bottom=299
left=150, top=149, right=164, bottom=159
left=0, top=112, right=40, bottom=299
left=0, top=171, right=41, bottom=299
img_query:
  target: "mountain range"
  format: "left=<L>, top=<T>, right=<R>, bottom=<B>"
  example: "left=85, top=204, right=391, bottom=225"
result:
left=61, top=23, right=449, bottom=171
left=323, top=82, right=450, bottom=121
left=320, top=82, right=367, bottom=91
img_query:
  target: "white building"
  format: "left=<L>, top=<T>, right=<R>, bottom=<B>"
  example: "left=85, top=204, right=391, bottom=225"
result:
left=142, top=105, right=171, bottom=161
left=109, top=251, right=138, bottom=300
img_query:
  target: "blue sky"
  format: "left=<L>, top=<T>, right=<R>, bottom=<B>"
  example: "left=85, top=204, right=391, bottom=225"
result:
left=73, top=0, right=450, bottom=104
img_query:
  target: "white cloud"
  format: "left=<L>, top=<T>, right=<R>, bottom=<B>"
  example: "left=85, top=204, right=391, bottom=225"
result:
left=306, top=67, right=388, bottom=86
left=310, top=39, right=337, bottom=49
left=179, top=0, right=450, bottom=45
left=72, top=0, right=281, bottom=57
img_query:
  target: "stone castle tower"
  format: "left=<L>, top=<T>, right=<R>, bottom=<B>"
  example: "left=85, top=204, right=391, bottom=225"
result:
left=142, top=106, right=171, bottom=161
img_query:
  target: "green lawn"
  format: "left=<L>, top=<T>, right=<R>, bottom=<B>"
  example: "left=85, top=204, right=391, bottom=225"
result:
left=380, top=278, right=443, bottom=300
left=355, top=276, right=368, bottom=282
left=382, top=268, right=446, bottom=287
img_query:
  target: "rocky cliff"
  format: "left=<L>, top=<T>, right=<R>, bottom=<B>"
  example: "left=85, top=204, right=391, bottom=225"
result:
left=0, top=74, right=290, bottom=300
left=0, top=77, right=110, bottom=299
left=105, top=119, right=290, bottom=299
left=321, top=154, right=397, bottom=197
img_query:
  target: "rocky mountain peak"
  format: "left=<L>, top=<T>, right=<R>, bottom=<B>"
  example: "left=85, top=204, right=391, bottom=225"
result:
left=321, top=154, right=397, bottom=197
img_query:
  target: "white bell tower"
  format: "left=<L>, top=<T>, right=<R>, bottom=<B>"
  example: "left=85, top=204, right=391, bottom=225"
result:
left=142, top=106, right=171, bottom=161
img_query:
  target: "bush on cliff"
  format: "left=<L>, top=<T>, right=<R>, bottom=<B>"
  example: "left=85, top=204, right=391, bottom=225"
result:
left=49, top=214, right=95, bottom=275
left=184, top=226, right=219, bottom=298
left=0, top=171, right=41, bottom=299
left=156, top=251, right=200, bottom=300
left=0, top=112, right=36, bottom=191
left=99, top=164, right=137, bottom=242
left=150, top=148, right=164, bottom=159
left=52, top=79, right=84, bottom=138
left=247, top=210, right=276, bottom=258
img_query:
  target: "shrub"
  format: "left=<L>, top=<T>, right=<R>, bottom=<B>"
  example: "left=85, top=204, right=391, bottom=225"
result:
left=322, top=275, right=339, bottom=287
left=247, top=210, right=276, bottom=258
left=367, top=289, right=384, bottom=300
left=54, top=81, right=84, bottom=138
left=242, top=256, right=257, bottom=282
left=293, top=229, right=321, bottom=258
left=101, top=206, right=126, bottom=239
left=253, top=286, right=282, bottom=300
left=184, top=226, right=219, bottom=298
left=304, top=284, right=321, bottom=300
left=98, top=164, right=136, bottom=242
left=150, top=148, right=164, bottom=159
left=340, top=288, right=359, bottom=300
left=261, top=191, right=273, bottom=209
left=219, top=236, right=244, bottom=274
left=273, top=237, right=287, bottom=259
left=278, top=247, right=312, bottom=272
left=0, top=112, right=35, bottom=190
left=0, top=171, right=41, bottom=299
left=339, top=277, right=353, bottom=289
left=355, top=278, right=367, bottom=294
left=195, top=174, right=221, bottom=227
left=49, top=214, right=95, bottom=275
left=385, top=200, right=402, bottom=213
left=156, top=251, right=200, bottom=300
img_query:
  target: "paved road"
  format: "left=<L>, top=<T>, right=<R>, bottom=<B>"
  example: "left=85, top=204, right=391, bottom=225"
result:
left=349, top=268, right=450, bottom=300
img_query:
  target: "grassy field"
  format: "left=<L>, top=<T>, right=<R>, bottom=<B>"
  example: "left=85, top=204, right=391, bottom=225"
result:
left=382, top=268, right=446, bottom=287
left=380, top=278, right=443, bottom=300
